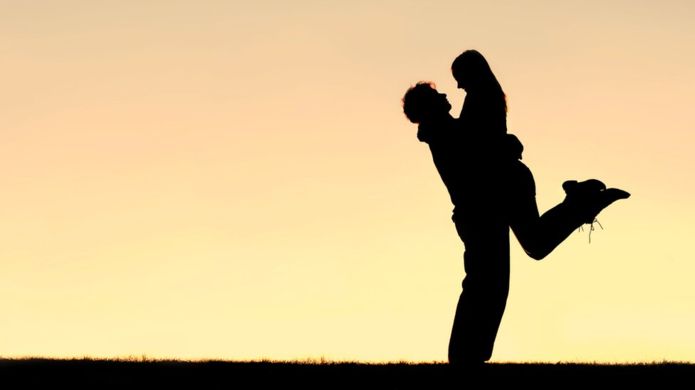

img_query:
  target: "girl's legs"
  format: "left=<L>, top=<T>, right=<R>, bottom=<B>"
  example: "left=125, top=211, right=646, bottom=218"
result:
left=507, top=161, right=629, bottom=260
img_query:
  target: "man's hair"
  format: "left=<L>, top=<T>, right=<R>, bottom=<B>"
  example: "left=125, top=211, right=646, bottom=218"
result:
left=402, top=81, right=437, bottom=124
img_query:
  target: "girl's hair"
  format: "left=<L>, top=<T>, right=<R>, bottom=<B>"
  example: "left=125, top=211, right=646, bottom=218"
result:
left=452, top=50, right=507, bottom=112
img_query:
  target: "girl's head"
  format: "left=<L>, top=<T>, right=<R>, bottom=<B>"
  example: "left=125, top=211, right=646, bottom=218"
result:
left=451, top=50, right=502, bottom=94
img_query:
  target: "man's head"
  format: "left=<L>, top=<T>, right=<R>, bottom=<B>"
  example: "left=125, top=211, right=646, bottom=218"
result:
left=402, top=82, right=452, bottom=124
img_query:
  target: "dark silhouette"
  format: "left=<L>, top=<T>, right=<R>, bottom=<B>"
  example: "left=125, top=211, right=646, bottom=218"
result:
left=2, top=358, right=693, bottom=387
left=402, top=50, right=629, bottom=367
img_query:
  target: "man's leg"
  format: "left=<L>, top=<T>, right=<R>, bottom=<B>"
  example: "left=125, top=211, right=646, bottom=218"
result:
left=449, top=219, right=510, bottom=365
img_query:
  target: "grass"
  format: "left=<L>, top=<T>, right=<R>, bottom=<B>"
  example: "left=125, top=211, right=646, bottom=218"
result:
left=1, top=357, right=692, bottom=388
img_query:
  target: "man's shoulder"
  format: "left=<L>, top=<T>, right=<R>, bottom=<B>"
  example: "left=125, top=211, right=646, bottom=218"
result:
left=417, top=117, right=458, bottom=143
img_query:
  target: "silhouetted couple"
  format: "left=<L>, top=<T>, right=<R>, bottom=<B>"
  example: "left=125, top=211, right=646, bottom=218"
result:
left=402, top=50, right=629, bottom=366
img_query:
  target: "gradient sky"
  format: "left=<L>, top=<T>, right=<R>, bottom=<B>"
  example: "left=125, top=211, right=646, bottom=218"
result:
left=1, top=0, right=694, bottom=362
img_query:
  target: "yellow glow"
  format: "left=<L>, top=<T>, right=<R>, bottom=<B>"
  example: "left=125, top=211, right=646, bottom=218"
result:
left=1, top=1, right=694, bottom=362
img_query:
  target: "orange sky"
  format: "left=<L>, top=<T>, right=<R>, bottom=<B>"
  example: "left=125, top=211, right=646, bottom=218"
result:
left=1, top=1, right=694, bottom=362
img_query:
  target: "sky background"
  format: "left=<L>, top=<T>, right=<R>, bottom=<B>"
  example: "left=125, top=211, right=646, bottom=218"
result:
left=1, top=0, right=694, bottom=363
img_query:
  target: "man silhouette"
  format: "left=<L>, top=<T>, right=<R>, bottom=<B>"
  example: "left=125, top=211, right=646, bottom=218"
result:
left=402, top=82, right=629, bottom=366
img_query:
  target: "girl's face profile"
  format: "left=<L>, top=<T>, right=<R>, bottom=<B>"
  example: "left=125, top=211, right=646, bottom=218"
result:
left=452, top=68, right=469, bottom=91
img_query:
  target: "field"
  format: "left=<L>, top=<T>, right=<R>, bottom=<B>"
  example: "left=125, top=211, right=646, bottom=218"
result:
left=2, top=358, right=692, bottom=388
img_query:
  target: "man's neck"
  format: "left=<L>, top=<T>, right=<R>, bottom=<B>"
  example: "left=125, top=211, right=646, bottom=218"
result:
left=422, top=113, right=454, bottom=127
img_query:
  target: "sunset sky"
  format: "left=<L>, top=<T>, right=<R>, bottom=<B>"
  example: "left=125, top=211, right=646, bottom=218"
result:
left=1, top=1, right=694, bottom=363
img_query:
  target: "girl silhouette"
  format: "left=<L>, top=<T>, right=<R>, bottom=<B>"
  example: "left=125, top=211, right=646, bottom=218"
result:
left=403, top=51, right=629, bottom=365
